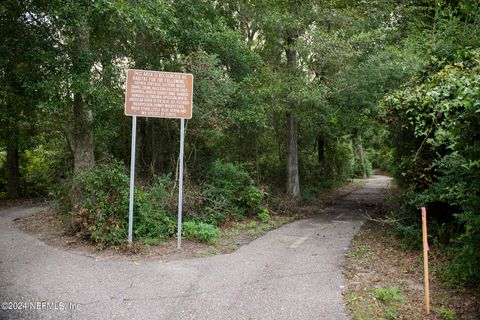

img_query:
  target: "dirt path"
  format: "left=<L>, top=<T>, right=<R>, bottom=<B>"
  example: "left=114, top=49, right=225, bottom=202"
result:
left=0, top=175, right=391, bottom=320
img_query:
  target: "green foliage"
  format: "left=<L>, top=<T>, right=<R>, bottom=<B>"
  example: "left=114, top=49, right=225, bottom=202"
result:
left=61, top=161, right=129, bottom=247
left=20, top=147, right=58, bottom=196
left=384, top=309, right=399, bottom=320
left=133, top=176, right=176, bottom=244
left=394, top=220, right=422, bottom=250
left=374, top=287, right=404, bottom=320
left=368, top=147, right=394, bottom=173
left=375, top=287, right=404, bottom=304
left=4, top=1, right=478, bottom=285
left=441, top=209, right=480, bottom=286
left=438, top=305, right=455, bottom=320
left=182, top=221, right=221, bottom=244
left=54, top=160, right=265, bottom=248
left=323, top=138, right=356, bottom=182
left=57, top=162, right=176, bottom=247
left=384, top=49, right=480, bottom=286
left=0, top=0, right=58, bottom=198
left=300, top=137, right=360, bottom=201
left=353, top=156, right=372, bottom=178
left=0, top=142, right=67, bottom=198
left=201, top=160, right=265, bottom=224
left=258, top=208, right=270, bottom=222
left=2, top=0, right=417, bottom=205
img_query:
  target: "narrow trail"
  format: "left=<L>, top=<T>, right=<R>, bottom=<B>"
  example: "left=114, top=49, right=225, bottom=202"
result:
left=0, top=175, right=391, bottom=320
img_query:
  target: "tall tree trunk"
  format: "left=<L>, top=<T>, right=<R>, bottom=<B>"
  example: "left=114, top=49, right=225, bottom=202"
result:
left=285, top=35, right=300, bottom=199
left=355, top=131, right=367, bottom=179
left=6, top=128, right=20, bottom=198
left=70, top=17, right=95, bottom=219
left=73, top=92, right=95, bottom=172
left=72, top=21, right=95, bottom=173
left=286, top=111, right=300, bottom=198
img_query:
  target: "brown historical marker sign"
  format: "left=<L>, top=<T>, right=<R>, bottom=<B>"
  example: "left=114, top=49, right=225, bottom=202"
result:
left=125, top=69, right=193, bottom=119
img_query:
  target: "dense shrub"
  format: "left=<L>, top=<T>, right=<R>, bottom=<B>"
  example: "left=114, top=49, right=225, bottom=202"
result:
left=200, top=160, right=266, bottom=224
left=0, top=147, right=60, bottom=197
left=368, top=148, right=394, bottom=173
left=384, top=49, right=480, bottom=286
left=258, top=208, right=270, bottom=222
left=301, top=137, right=356, bottom=196
left=133, top=176, right=176, bottom=245
left=325, top=138, right=355, bottom=181
left=353, top=156, right=372, bottom=178
left=56, top=160, right=269, bottom=247
left=20, top=148, right=58, bottom=196
left=57, top=162, right=176, bottom=247
left=182, top=221, right=221, bottom=244
left=63, top=161, right=130, bottom=246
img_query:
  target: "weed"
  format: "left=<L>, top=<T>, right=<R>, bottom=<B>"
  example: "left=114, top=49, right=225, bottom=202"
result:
left=259, top=223, right=270, bottom=232
left=347, top=292, right=358, bottom=303
left=228, top=243, right=239, bottom=251
left=258, top=208, right=270, bottom=222
left=438, top=305, right=455, bottom=320
left=182, top=221, right=221, bottom=244
left=375, top=287, right=404, bottom=304
left=246, top=229, right=255, bottom=237
left=236, top=223, right=247, bottom=230
left=223, top=228, right=239, bottom=238
left=247, top=221, right=257, bottom=229
left=384, top=308, right=398, bottom=320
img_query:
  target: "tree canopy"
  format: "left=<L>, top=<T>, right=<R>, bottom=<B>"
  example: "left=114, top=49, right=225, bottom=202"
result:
left=1, top=0, right=479, bottom=286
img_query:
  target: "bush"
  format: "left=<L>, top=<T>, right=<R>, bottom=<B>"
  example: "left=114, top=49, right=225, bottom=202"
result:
left=368, top=147, right=394, bottom=173
left=63, top=161, right=130, bottom=246
left=0, top=146, right=60, bottom=197
left=55, top=160, right=268, bottom=248
left=438, top=305, right=455, bottom=320
left=182, top=221, right=221, bottom=244
left=325, top=138, right=355, bottom=181
left=200, top=160, right=265, bottom=224
left=300, top=137, right=356, bottom=199
left=375, top=287, right=404, bottom=304
left=383, top=49, right=480, bottom=287
left=353, top=156, right=372, bottom=178
left=57, top=162, right=177, bottom=247
left=20, top=148, right=58, bottom=196
left=258, top=208, right=270, bottom=222
left=134, top=176, right=176, bottom=244
left=441, top=210, right=480, bottom=286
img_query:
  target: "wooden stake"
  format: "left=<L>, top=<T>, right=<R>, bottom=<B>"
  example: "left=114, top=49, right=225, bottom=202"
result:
left=421, top=207, right=430, bottom=314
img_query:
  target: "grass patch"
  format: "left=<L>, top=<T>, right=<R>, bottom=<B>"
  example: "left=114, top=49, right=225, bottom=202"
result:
left=344, top=222, right=480, bottom=319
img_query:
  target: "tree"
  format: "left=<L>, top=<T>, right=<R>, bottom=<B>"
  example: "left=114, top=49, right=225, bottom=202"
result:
left=384, top=49, right=480, bottom=285
left=0, top=0, right=54, bottom=198
left=250, top=1, right=321, bottom=198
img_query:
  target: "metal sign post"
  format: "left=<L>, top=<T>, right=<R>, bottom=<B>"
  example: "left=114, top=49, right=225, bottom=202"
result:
left=177, top=119, right=185, bottom=249
left=128, top=116, right=137, bottom=243
left=124, top=69, right=193, bottom=248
